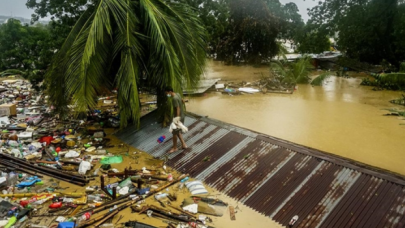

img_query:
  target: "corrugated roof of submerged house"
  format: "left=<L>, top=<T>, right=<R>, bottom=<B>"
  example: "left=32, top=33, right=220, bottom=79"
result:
left=116, top=113, right=405, bottom=228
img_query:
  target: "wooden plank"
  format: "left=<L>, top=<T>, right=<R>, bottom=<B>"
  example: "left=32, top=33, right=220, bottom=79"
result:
left=229, top=206, right=236, bottom=221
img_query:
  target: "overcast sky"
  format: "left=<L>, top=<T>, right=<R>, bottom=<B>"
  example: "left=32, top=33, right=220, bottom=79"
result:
left=0, top=0, right=320, bottom=21
left=279, top=0, right=320, bottom=21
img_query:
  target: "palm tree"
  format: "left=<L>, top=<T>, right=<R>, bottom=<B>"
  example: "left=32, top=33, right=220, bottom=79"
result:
left=46, top=0, right=206, bottom=127
left=271, top=56, right=313, bottom=84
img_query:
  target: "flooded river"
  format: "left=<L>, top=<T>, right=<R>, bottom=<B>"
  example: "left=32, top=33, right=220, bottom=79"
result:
left=186, top=61, right=405, bottom=176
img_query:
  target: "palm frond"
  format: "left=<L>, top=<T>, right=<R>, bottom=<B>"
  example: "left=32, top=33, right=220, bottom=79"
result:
left=276, top=42, right=289, bottom=60
left=293, top=57, right=312, bottom=84
left=311, top=72, right=330, bottom=86
left=64, top=0, right=133, bottom=113
left=113, top=0, right=143, bottom=127
left=270, top=61, right=288, bottom=79
left=0, top=69, right=23, bottom=77
left=140, top=0, right=206, bottom=92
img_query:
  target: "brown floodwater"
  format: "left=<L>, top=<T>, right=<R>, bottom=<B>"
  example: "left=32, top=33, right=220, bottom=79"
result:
left=186, top=61, right=405, bottom=176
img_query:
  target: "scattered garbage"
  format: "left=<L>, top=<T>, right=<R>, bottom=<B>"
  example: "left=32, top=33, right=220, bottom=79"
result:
left=0, top=78, right=231, bottom=228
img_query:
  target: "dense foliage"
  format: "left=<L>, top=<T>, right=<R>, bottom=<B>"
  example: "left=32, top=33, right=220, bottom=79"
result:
left=178, top=0, right=229, bottom=57
left=170, top=0, right=304, bottom=64
left=216, top=0, right=280, bottom=65
left=308, top=0, right=405, bottom=66
left=361, top=73, right=405, bottom=91
left=295, top=24, right=331, bottom=54
left=0, top=19, right=54, bottom=84
left=26, top=0, right=99, bottom=49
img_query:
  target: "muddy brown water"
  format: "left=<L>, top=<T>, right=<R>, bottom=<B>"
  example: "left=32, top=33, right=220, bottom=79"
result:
left=187, top=60, right=405, bottom=176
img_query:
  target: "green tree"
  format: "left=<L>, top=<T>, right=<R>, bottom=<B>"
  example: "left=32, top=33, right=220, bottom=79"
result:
left=393, top=3, right=405, bottom=65
left=308, top=0, right=405, bottom=65
left=26, top=0, right=99, bottom=49
left=217, top=0, right=280, bottom=65
left=0, top=19, right=53, bottom=83
left=295, top=24, right=331, bottom=54
left=266, top=1, right=304, bottom=41
left=45, top=0, right=206, bottom=127
left=179, top=0, right=229, bottom=57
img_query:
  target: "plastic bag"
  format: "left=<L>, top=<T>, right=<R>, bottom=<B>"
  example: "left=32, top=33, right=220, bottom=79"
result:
left=118, top=178, right=133, bottom=188
left=78, top=161, right=91, bottom=175
left=100, top=156, right=123, bottom=164
left=65, top=150, right=80, bottom=158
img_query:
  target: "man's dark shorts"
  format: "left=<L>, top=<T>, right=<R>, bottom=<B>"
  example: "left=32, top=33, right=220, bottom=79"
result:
left=172, top=117, right=185, bottom=135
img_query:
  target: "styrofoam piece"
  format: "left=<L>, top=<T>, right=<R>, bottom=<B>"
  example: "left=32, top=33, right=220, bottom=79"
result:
left=215, top=84, right=225, bottom=89
left=185, top=181, right=203, bottom=188
left=18, top=132, right=33, bottom=138
left=191, top=189, right=208, bottom=195
left=0, top=116, right=10, bottom=127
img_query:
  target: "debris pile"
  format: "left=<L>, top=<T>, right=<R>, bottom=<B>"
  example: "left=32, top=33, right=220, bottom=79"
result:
left=213, top=74, right=295, bottom=96
left=0, top=78, right=231, bottom=228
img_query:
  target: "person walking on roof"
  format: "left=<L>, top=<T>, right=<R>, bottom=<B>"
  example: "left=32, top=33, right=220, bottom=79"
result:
left=165, top=86, right=188, bottom=153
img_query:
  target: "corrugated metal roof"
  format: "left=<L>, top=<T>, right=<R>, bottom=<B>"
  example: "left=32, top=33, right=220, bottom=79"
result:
left=116, top=113, right=405, bottom=228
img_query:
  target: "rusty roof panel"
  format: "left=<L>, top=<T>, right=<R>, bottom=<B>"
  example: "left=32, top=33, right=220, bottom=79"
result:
left=117, top=114, right=405, bottom=228
left=195, top=137, right=256, bottom=181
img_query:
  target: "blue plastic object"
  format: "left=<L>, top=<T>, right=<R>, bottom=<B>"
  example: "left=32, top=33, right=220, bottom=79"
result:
left=16, top=177, right=41, bottom=188
left=136, top=187, right=150, bottom=195
left=180, top=177, right=189, bottom=183
left=157, top=136, right=166, bottom=143
left=57, top=222, right=76, bottom=228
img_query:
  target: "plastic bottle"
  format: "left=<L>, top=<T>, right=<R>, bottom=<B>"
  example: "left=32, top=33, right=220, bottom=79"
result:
left=63, top=197, right=74, bottom=203
left=154, top=193, right=168, bottom=201
left=99, top=224, right=114, bottom=228
left=180, top=177, right=189, bottom=183
left=80, top=212, right=92, bottom=221
left=87, top=195, right=102, bottom=202
left=96, top=150, right=108, bottom=155
left=88, top=202, right=103, bottom=207
left=157, top=136, right=166, bottom=143
left=49, top=202, right=62, bottom=208
left=8, top=141, right=18, bottom=147
left=167, top=173, right=173, bottom=182
left=4, top=216, right=16, bottom=228
left=7, top=173, right=17, bottom=186
left=28, top=145, right=37, bottom=152
left=109, top=205, right=118, bottom=212
left=32, top=195, right=53, bottom=205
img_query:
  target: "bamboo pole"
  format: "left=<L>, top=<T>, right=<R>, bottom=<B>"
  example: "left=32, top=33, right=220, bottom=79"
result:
left=167, top=205, right=197, bottom=218
left=78, top=174, right=188, bottom=227
left=0, top=160, right=44, bottom=178
left=93, top=210, right=119, bottom=227
left=0, top=192, right=85, bottom=198
left=0, top=153, right=87, bottom=183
